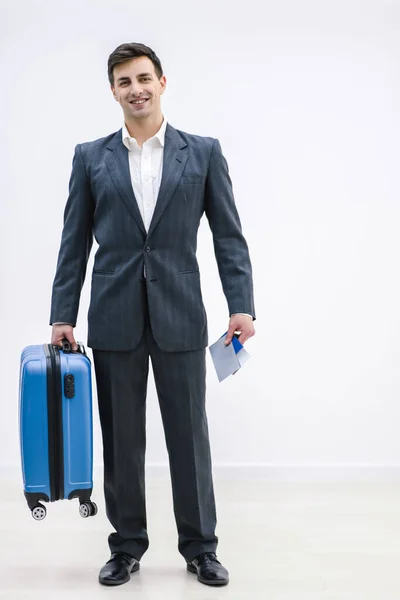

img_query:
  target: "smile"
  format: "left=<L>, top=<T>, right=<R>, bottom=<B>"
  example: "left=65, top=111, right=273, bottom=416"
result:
left=129, top=98, right=149, bottom=105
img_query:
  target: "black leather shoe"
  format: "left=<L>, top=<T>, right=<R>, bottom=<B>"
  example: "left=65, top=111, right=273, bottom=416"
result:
left=99, top=552, right=140, bottom=586
left=187, top=552, right=229, bottom=586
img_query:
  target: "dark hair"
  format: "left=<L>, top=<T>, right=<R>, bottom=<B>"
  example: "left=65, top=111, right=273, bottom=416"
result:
left=108, top=42, right=163, bottom=86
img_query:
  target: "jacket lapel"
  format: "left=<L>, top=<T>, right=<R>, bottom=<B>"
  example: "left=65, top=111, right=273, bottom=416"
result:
left=147, top=124, right=188, bottom=238
left=105, top=124, right=188, bottom=239
left=105, top=131, right=146, bottom=236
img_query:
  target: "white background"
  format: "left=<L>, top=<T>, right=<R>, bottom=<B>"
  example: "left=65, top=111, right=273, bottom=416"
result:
left=1, top=0, right=399, bottom=477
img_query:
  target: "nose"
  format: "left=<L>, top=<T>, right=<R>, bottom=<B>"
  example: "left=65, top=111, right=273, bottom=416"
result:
left=130, top=83, right=144, bottom=97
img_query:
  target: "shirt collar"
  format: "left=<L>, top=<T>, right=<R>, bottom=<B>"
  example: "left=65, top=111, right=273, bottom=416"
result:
left=122, top=116, right=167, bottom=150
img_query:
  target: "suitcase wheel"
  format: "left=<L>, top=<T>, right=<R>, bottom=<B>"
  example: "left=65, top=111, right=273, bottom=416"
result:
left=31, top=504, right=47, bottom=521
left=79, top=501, right=97, bottom=518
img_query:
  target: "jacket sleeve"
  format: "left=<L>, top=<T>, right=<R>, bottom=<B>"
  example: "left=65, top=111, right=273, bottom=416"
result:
left=49, top=144, right=94, bottom=326
left=204, top=139, right=256, bottom=320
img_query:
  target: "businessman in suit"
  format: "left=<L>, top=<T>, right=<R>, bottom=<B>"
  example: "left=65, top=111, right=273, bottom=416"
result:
left=50, top=42, right=256, bottom=587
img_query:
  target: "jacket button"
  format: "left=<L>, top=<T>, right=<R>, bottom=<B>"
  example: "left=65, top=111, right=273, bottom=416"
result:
left=145, top=246, right=151, bottom=253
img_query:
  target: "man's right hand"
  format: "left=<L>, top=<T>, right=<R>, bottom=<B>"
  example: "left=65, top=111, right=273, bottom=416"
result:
left=51, top=324, right=78, bottom=351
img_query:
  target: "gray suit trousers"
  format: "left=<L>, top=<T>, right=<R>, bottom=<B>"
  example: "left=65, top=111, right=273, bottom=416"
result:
left=92, top=284, right=218, bottom=562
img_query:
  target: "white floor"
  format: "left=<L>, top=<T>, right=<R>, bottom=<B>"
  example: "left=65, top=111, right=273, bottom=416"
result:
left=0, top=472, right=400, bottom=600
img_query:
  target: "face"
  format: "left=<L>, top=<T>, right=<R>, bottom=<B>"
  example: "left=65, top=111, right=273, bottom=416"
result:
left=111, top=56, right=166, bottom=122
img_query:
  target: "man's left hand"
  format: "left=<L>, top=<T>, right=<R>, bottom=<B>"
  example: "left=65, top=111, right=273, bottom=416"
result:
left=225, top=314, right=255, bottom=346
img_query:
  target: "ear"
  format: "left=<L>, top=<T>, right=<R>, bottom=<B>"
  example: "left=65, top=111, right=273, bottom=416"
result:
left=159, top=75, right=167, bottom=95
left=110, top=85, right=118, bottom=101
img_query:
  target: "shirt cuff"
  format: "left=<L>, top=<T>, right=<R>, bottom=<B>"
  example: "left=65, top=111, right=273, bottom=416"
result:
left=231, top=313, right=253, bottom=319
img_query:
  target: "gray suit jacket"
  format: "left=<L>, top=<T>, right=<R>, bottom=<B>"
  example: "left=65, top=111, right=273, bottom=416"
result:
left=49, top=123, right=255, bottom=352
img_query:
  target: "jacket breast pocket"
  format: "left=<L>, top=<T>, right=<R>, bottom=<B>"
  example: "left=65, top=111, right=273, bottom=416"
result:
left=181, top=174, right=206, bottom=185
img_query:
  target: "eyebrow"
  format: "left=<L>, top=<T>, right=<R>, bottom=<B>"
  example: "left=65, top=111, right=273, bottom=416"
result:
left=117, top=73, right=153, bottom=83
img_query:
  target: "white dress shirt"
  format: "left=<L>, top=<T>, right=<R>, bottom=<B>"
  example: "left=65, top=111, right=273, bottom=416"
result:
left=122, top=117, right=167, bottom=232
left=52, top=118, right=252, bottom=324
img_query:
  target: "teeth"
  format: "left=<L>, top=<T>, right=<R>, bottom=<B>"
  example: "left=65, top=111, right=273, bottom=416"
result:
left=132, top=99, right=147, bottom=104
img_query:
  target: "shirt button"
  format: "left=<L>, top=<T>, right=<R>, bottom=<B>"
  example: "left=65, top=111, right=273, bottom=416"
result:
left=145, top=246, right=151, bottom=253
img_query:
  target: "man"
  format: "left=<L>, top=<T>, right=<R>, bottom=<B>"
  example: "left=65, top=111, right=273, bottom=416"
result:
left=50, top=42, right=256, bottom=587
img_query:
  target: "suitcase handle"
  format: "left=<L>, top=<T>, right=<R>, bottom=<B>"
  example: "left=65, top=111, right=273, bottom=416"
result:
left=62, top=338, right=72, bottom=353
left=61, top=338, right=87, bottom=356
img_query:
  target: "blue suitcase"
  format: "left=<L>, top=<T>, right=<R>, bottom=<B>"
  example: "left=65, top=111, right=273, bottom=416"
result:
left=19, top=339, right=97, bottom=520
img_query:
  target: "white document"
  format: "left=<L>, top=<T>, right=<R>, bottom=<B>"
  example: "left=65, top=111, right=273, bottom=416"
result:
left=208, top=333, right=251, bottom=382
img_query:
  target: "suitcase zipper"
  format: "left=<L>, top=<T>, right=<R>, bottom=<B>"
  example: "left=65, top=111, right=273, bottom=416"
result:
left=44, top=344, right=65, bottom=501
